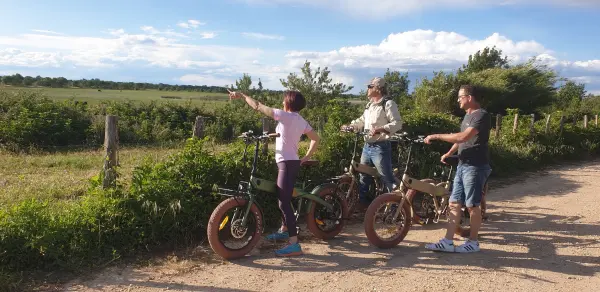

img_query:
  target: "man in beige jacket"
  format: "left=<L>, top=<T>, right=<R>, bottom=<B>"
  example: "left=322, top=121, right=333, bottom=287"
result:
left=342, top=77, right=403, bottom=211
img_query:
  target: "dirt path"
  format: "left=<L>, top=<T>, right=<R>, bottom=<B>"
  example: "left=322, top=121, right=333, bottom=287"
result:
left=63, top=161, right=600, bottom=292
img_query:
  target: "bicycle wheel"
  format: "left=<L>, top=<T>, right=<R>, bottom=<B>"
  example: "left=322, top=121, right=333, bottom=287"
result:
left=405, top=179, right=438, bottom=224
left=363, top=192, right=412, bottom=249
left=306, top=184, right=349, bottom=240
left=207, top=197, right=263, bottom=260
left=337, top=175, right=358, bottom=214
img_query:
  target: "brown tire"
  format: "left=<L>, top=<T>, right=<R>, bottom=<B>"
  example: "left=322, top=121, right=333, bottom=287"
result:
left=306, top=184, right=349, bottom=240
left=207, top=197, right=263, bottom=260
left=363, top=193, right=412, bottom=249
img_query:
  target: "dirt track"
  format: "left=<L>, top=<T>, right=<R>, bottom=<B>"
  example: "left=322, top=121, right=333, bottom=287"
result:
left=64, top=160, right=600, bottom=292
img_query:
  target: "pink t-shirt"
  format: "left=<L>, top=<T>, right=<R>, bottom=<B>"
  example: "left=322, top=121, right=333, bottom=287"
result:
left=273, top=109, right=313, bottom=163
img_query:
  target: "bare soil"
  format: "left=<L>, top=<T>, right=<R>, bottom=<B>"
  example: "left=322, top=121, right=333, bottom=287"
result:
left=61, top=160, right=600, bottom=292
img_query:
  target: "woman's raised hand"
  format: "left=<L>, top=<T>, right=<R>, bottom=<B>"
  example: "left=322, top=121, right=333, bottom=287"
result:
left=227, top=89, right=242, bottom=100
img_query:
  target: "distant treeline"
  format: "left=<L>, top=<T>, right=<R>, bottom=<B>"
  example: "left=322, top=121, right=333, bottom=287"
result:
left=0, top=73, right=365, bottom=99
left=0, top=73, right=229, bottom=93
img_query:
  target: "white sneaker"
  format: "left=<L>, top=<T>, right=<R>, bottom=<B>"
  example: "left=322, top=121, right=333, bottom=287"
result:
left=455, top=240, right=480, bottom=253
left=425, top=238, right=455, bottom=252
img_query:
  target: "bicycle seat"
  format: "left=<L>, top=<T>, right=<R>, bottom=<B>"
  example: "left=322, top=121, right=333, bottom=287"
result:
left=301, top=160, right=319, bottom=167
left=443, top=155, right=459, bottom=166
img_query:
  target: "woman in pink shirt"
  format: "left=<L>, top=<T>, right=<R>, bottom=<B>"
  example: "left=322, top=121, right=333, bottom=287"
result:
left=227, top=89, right=320, bottom=257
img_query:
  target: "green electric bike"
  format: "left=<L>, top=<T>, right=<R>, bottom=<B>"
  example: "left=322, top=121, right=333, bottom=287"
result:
left=207, top=130, right=349, bottom=260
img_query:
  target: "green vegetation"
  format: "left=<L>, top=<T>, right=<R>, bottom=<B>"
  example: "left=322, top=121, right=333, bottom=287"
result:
left=2, top=47, right=600, bottom=291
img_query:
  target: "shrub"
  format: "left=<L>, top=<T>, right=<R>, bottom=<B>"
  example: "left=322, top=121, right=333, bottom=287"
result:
left=0, top=90, right=91, bottom=151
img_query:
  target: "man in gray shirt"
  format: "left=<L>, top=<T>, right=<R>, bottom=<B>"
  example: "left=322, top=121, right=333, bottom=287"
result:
left=422, top=85, right=492, bottom=253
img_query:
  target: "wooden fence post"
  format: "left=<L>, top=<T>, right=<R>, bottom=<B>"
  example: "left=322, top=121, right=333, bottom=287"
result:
left=529, top=113, right=535, bottom=135
left=595, top=114, right=598, bottom=127
left=584, top=115, right=588, bottom=129
left=103, top=115, right=118, bottom=189
left=512, top=113, right=519, bottom=134
left=192, top=116, right=204, bottom=138
left=495, top=114, right=502, bottom=138
left=559, top=116, right=565, bottom=133
left=317, top=117, right=322, bottom=135
left=544, top=114, right=551, bottom=134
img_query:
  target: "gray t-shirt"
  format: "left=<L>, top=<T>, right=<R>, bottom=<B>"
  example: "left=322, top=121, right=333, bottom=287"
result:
left=458, top=109, right=491, bottom=166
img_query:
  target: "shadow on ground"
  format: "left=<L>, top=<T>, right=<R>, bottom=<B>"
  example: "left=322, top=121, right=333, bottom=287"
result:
left=232, top=209, right=600, bottom=283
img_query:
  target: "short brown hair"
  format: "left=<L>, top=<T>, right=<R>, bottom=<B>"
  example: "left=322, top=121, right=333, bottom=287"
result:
left=459, top=85, right=480, bottom=102
left=283, top=90, right=306, bottom=112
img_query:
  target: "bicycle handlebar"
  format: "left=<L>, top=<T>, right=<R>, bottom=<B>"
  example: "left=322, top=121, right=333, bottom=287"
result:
left=340, top=127, right=426, bottom=143
left=237, top=130, right=280, bottom=141
left=392, top=132, right=426, bottom=144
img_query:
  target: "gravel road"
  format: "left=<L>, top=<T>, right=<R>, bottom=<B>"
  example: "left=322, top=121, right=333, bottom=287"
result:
left=63, top=160, right=600, bottom=292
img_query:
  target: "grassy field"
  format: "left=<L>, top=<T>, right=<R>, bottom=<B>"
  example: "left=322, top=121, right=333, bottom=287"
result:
left=0, top=86, right=229, bottom=109
left=0, top=146, right=180, bottom=206
left=0, top=139, right=286, bottom=206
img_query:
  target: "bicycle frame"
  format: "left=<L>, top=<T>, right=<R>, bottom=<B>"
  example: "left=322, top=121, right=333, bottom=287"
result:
left=389, top=134, right=456, bottom=223
left=338, top=128, right=402, bottom=198
left=216, top=131, right=335, bottom=228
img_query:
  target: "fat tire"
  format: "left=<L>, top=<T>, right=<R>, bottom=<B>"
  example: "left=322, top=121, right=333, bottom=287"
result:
left=363, top=193, right=412, bottom=249
left=306, top=184, right=349, bottom=240
left=207, top=197, right=263, bottom=260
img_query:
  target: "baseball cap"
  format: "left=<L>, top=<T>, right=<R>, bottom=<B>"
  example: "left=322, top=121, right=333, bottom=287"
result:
left=367, top=77, right=385, bottom=88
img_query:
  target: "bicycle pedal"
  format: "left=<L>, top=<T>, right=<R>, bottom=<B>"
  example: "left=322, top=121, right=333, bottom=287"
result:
left=315, top=218, right=325, bottom=226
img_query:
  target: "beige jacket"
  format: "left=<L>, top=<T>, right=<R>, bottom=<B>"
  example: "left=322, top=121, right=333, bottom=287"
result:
left=350, top=97, right=403, bottom=143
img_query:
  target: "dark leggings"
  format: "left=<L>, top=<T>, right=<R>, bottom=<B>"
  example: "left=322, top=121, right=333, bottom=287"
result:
left=276, top=160, right=301, bottom=237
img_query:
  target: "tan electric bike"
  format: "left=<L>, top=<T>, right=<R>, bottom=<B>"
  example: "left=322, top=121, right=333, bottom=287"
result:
left=363, top=132, right=482, bottom=248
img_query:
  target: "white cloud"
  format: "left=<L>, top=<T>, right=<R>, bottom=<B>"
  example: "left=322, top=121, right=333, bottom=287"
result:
left=140, top=26, right=188, bottom=38
left=200, top=32, right=217, bottom=39
left=188, top=20, right=204, bottom=27
left=180, top=74, right=235, bottom=87
left=0, top=30, right=260, bottom=70
left=108, top=29, right=125, bottom=36
left=239, top=0, right=599, bottom=18
left=285, top=30, right=549, bottom=72
left=178, top=19, right=206, bottom=29
left=242, top=32, right=285, bottom=41
left=31, top=30, right=64, bottom=36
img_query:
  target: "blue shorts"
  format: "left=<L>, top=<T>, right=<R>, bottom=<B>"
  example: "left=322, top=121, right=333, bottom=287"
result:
left=450, top=163, right=492, bottom=208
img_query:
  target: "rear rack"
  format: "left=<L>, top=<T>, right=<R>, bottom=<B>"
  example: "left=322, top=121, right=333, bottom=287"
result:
left=217, top=187, right=241, bottom=197
left=215, top=181, right=250, bottom=197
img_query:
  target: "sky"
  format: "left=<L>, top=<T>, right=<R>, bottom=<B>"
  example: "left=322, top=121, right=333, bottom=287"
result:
left=0, top=0, right=599, bottom=94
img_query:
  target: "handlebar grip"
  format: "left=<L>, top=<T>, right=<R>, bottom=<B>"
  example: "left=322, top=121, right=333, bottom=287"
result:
left=268, top=133, right=280, bottom=138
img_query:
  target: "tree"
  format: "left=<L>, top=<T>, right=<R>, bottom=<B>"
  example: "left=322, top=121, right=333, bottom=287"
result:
left=413, top=71, right=460, bottom=114
left=460, top=46, right=509, bottom=74
left=383, top=68, right=411, bottom=111
left=554, top=80, right=586, bottom=114
left=235, top=73, right=252, bottom=93
left=280, top=61, right=353, bottom=122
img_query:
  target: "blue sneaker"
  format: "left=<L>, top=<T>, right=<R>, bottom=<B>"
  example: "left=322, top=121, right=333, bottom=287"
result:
left=275, top=243, right=303, bottom=257
left=265, top=230, right=289, bottom=240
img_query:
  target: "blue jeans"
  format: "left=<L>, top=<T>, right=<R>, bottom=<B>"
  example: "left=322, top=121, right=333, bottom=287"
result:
left=358, top=141, right=395, bottom=205
left=450, top=162, right=492, bottom=208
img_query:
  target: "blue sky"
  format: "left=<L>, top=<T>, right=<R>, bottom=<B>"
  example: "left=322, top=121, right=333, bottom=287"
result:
left=0, top=0, right=599, bottom=94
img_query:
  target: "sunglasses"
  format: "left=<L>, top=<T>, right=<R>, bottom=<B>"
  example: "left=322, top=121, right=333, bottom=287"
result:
left=367, top=85, right=375, bottom=89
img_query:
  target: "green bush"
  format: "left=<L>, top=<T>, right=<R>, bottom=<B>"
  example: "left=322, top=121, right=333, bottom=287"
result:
left=0, top=90, right=91, bottom=150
